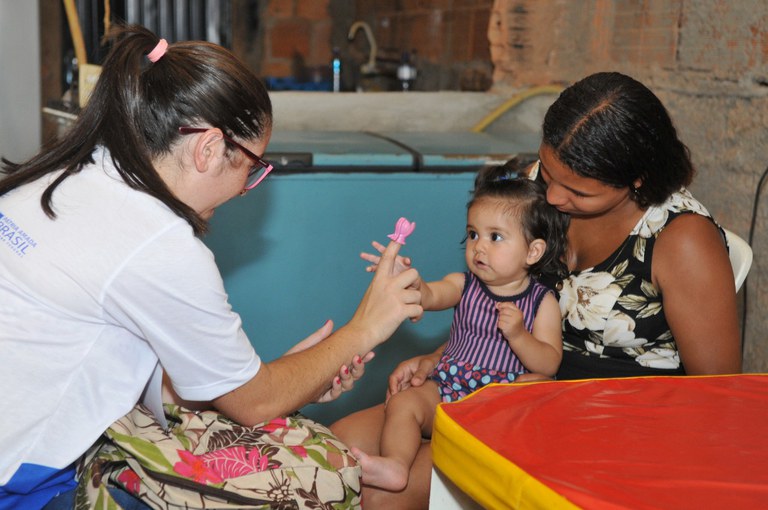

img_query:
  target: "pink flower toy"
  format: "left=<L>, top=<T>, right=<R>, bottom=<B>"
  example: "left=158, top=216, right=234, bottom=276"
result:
left=388, top=217, right=416, bottom=245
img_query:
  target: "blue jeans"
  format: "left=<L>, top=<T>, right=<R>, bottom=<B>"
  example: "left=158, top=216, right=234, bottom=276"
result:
left=43, top=486, right=151, bottom=510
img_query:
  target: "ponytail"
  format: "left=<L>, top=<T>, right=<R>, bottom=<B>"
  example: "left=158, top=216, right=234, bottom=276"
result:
left=0, top=24, right=272, bottom=236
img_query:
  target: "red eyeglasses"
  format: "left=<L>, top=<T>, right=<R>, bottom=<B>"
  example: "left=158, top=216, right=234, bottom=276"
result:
left=178, top=127, right=273, bottom=190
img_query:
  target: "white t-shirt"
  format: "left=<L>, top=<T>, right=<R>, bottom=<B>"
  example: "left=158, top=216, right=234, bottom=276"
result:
left=0, top=147, right=261, bottom=490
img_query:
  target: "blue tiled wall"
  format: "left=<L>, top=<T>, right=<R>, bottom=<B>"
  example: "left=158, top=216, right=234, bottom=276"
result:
left=205, top=172, right=476, bottom=425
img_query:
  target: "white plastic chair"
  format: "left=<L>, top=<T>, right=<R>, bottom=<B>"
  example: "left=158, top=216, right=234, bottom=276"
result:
left=723, top=228, right=753, bottom=292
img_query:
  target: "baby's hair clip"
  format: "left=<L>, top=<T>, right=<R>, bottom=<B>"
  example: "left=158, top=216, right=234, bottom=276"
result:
left=494, top=169, right=519, bottom=182
left=388, top=217, right=416, bottom=245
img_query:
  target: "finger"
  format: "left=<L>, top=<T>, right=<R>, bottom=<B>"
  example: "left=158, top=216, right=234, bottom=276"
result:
left=360, top=252, right=381, bottom=274
left=409, top=374, right=424, bottom=388
left=316, top=376, right=342, bottom=403
left=403, top=288, right=421, bottom=305
left=412, top=370, right=432, bottom=386
left=412, top=360, right=436, bottom=386
left=371, top=240, right=387, bottom=254
left=350, top=353, right=373, bottom=378
left=374, top=240, right=403, bottom=277
left=395, top=267, right=421, bottom=290
left=388, top=372, right=406, bottom=396
left=328, top=376, right=342, bottom=399
left=396, top=282, right=424, bottom=320
left=360, top=251, right=381, bottom=265
left=349, top=361, right=362, bottom=380
left=349, top=360, right=361, bottom=381
left=407, top=304, right=424, bottom=322
left=389, top=381, right=410, bottom=398
left=340, top=368, right=355, bottom=391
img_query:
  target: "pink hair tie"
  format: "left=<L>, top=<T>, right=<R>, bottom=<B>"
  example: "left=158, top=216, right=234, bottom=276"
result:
left=147, top=39, right=168, bottom=63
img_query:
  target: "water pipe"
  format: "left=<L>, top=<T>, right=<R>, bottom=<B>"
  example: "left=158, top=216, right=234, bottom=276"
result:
left=348, top=21, right=378, bottom=75
left=62, top=0, right=88, bottom=65
left=470, top=85, right=565, bottom=133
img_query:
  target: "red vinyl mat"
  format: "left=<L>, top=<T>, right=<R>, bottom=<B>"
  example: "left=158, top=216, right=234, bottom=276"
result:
left=432, top=374, right=768, bottom=510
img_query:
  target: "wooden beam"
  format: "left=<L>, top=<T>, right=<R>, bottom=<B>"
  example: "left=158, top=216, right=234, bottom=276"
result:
left=39, top=0, right=64, bottom=145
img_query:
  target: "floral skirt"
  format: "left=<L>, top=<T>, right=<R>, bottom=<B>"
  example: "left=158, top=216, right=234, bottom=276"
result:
left=430, top=355, right=524, bottom=403
left=75, top=404, right=361, bottom=509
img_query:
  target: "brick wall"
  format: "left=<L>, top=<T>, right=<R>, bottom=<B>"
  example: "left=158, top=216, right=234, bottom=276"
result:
left=260, top=0, right=333, bottom=78
left=350, top=0, right=494, bottom=90
left=490, top=0, right=768, bottom=372
left=255, top=0, right=495, bottom=91
left=488, top=0, right=767, bottom=88
left=488, top=0, right=684, bottom=86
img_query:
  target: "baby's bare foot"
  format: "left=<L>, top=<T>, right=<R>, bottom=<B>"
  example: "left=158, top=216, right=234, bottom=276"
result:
left=351, top=447, right=409, bottom=491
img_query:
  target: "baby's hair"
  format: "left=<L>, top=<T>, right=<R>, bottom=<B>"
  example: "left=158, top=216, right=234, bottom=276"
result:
left=470, top=159, right=569, bottom=280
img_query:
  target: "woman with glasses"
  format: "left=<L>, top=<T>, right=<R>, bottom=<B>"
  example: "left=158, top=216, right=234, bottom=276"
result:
left=0, top=24, right=421, bottom=510
left=331, top=71, right=741, bottom=509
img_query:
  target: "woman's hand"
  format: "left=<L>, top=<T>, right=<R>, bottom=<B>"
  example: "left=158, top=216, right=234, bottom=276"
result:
left=349, top=240, right=423, bottom=348
left=316, top=351, right=376, bottom=403
left=361, top=240, right=424, bottom=322
left=285, top=320, right=375, bottom=403
left=386, top=345, right=445, bottom=401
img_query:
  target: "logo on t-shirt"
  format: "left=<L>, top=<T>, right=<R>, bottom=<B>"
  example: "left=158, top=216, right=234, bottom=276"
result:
left=0, top=212, right=37, bottom=257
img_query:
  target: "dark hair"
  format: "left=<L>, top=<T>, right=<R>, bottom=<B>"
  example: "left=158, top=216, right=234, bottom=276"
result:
left=470, top=159, right=569, bottom=280
left=0, top=24, right=272, bottom=235
left=542, top=71, right=693, bottom=207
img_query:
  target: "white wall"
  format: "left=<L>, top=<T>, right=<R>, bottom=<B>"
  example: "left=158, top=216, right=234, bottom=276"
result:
left=269, top=91, right=552, bottom=135
left=0, top=1, right=41, bottom=162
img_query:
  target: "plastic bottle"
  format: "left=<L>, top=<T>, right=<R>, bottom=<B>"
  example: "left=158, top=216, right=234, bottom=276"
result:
left=397, top=51, right=417, bottom=91
left=332, top=48, right=342, bottom=93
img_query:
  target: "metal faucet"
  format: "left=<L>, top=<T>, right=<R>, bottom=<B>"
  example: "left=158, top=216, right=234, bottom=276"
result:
left=347, top=21, right=378, bottom=75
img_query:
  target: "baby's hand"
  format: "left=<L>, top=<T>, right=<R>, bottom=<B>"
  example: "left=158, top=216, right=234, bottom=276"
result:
left=496, top=302, right=526, bottom=343
left=361, top=240, right=412, bottom=275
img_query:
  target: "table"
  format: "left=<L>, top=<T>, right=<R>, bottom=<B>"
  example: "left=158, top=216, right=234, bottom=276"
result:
left=430, top=374, right=768, bottom=509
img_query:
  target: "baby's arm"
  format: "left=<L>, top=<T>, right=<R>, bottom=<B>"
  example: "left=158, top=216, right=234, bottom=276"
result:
left=360, top=241, right=464, bottom=311
left=496, top=292, right=563, bottom=376
left=420, top=272, right=464, bottom=311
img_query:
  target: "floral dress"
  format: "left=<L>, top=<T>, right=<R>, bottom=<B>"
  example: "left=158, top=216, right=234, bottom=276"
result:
left=555, top=188, right=723, bottom=379
left=75, top=405, right=363, bottom=509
